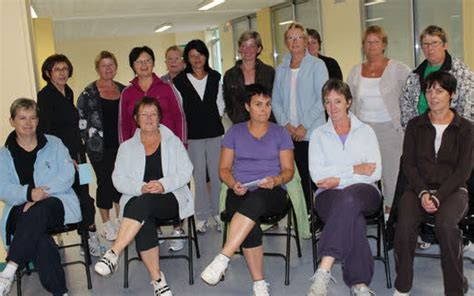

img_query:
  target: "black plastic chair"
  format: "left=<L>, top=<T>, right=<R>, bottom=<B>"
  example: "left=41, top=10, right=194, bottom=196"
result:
left=220, top=198, right=302, bottom=286
left=14, top=223, right=93, bottom=296
left=309, top=188, right=392, bottom=289
left=123, top=215, right=200, bottom=288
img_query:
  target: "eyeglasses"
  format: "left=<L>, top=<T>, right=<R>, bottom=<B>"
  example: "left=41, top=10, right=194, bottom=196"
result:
left=286, top=35, right=305, bottom=41
left=421, top=41, right=443, bottom=49
left=52, top=67, right=69, bottom=73
left=134, top=59, right=153, bottom=66
left=364, top=40, right=382, bottom=45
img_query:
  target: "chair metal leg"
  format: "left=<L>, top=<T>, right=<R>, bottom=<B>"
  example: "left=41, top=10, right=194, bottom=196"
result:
left=191, top=217, right=201, bottom=258
left=16, top=269, right=21, bottom=296
left=285, top=207, right=291, bottom=286
left=291, top=205, right=302, bottom=257
left=380, top=218, right=392, bottom=288
left=187, top=218, right=194, bottom=285
left=124, top=246, right=129, bottom=288
left=81, top=231, right=93, bottom=289
left=376, top=219, right=382, bottom=257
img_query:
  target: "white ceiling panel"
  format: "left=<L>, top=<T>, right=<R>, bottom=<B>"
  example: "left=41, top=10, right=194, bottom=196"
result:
left=32, top=0, right=287, bottom=40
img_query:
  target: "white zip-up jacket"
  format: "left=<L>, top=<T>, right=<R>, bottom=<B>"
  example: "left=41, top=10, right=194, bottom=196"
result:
left=308, top=112, right=382, bottom=189
left=113, top=125, right=194, bottom=219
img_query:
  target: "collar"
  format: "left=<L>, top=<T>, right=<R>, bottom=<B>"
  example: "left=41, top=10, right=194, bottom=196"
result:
left=5, top=131, right=47, bottom=152
left=416, top=108, right=461, bottom=127
left=414, top=51, right=452, bottom=91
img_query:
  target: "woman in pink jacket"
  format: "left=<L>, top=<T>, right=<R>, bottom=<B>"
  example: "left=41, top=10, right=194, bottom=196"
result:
left=119, top=46, right=185, bottom=144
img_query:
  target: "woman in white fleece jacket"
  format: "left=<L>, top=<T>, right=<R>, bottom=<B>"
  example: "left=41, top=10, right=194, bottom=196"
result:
left=307, top=80, right=382, bottom=296
left=94, top=97, right=193, bottom=296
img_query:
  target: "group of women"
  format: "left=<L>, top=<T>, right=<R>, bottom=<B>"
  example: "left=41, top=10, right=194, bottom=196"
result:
left=0, top=21, right=472, bottom=296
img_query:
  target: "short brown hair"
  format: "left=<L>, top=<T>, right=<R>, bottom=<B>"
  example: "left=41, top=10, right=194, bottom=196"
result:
left=362, top=25, right=388, bottom=46
left=94, top=50, right=118, bottom=70
left=284, top=22, right=307, bottom=41
left=133, top=96, right=163, bottom=127
left=420, top=25, right=448, bottom=44
left=238, top=31, right=263, bottom=55
left=10, top=98, right=38, bottom=119
left=41, top=54, right=73, bottom=82
left=322, top=79, right=353, bottom=106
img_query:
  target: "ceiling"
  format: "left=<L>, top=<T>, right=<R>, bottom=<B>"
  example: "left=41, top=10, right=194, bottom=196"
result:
left=32, top=0, right=287, bottom=41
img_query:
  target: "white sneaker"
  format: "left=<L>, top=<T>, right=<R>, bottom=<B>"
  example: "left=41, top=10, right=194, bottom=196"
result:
left=463, top=240, right=472, bottom=252
left=151, top=271, right=173, bottom=296
left=253, top=280, right=270, bottom=296
left=101, top=220, right=118, bottom=241
left=307, top=268, right=334, bottom=296
left=0, top=276, right=12, bottom=296
left=201, top=254, right=229, bottom=285
left=157, top=228, right=165, bottom=245
left=94, top=249, right=118, bottom=276
left=417, top=236, right=431, bottom=250
left=393, top=289, right=410, bottom=296
left=169, top=229, right=185, bottom=252
left=351, top=285, right=375, bottom=296
left=213, top=215, right=222, bottom=232
left=88, top=232, right=102, bottom=257
left=196, top=220, right=208, bottom=233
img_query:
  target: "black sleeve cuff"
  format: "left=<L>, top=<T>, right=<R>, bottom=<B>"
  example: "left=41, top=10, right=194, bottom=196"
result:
left=26, top=186, right=33, bottom=202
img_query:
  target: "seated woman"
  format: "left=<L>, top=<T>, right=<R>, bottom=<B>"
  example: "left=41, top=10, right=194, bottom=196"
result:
left=0, top=98, right=81, bottom=296
left=393, top=71, right=472, bottom=296
left=200, top=84, right=295, bottom=296
left=307, top=79, right=382, bottom=296
left=94, top=97, right=193, bottom=296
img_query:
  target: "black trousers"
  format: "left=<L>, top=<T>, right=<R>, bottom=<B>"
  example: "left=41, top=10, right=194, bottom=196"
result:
left=6, top=198, right=67, bottom=295
left=123, top=193, right=179, bottom=252
left=73, top=172, right=96, bottom=231
left=294, top=141, right=314, bottom=212
left=90, top=147, right=121, bottom=210
left=226, top=187, right=288, bottom=248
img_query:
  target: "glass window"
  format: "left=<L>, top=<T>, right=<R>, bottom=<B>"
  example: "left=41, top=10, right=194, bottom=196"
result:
left=414, top=0, right=463, bottom=65
left=363, top=0, right=414, bottom=67
left=272, top=4, right=294, bottom=65
left=295, top=0, right=321, bottom=34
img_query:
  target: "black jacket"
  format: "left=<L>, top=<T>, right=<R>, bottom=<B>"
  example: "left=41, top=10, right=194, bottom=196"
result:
left=318, top=54, right=343, bottom=80
left=174, top=70, right=224, bottom=139
left=37, top=82, right=84, bottom=162
left=223, top=59, right=275, bottom=124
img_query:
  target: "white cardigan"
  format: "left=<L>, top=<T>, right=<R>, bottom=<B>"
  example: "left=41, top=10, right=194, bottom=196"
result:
left=347, top=59, right=411, bottom=130
left=112, top=126, right=194, bottom=219
left=308, top=112, right=382, bottom=189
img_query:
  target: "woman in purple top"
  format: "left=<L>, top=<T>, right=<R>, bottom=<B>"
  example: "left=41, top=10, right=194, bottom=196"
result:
left=201, top=84, right=295, bottom=295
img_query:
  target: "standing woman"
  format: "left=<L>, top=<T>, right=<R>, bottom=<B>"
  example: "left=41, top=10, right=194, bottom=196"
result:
left=272, top=23, right=329, bottom=210
left=347, top=25, right=410, bottom=214
left=223, top=31, right=275, bottom=124
left=306, top=28, right=343, bottom=80
left=119, top=46, right=185, bottom=144
left=173, top=39, right=225, bottom=232
left=77, top=50, right=125, bottom=242
left=37, top=54, right=99, bottom=256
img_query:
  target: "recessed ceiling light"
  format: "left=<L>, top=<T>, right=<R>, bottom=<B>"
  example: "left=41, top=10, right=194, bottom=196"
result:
left=155, top=23, right=173, bottom=33
left=198, top=0, right=225, bottom=11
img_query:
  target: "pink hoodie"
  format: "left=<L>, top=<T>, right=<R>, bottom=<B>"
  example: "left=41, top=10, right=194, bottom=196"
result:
left=119, top=73, right=186, bottom=144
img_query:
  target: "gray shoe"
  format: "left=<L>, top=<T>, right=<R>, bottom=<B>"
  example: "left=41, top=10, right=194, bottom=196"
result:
left=351, top=285, right=375, bottom=296
left=307, top=268, right=334, bottom=296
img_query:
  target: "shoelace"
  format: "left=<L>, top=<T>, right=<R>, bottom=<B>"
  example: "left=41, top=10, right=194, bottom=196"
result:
left=353, top=286, right=375, bottom=296
left=99, top=251, right=117, bottom=273
left=152, top=279, right=171, bottom=296
left=254, top=281, right=270, bottom=295
left=308, top=271, right=337, bottom=285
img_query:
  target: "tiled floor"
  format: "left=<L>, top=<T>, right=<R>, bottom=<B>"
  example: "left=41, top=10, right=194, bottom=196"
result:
left=10, top=219, right=474, bottom=296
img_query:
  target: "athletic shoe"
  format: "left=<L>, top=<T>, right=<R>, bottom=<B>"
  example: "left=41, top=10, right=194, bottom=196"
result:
left=151, top=272, right=172, bottom=296
left=0, top=276, right=12, bottom=296
left=201, top=254, right=229, bottom=285
left=307, top=268, right=334, bottom=296
left=350, top=285, right=375, bottom=295
left=88, top=232, right=102, bottom=257
left=94, top=249, right=118, bottom=276
left=168, top=229, right=186, bottom=252
left=253, top=280, right=270, bottom=296
left=196, top=220, right=208, bottom=233
left=213, top=215, right=222, bottom=232
left=101, top=220, right=118, bottom=241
